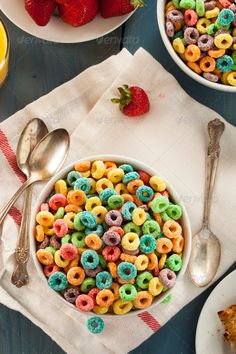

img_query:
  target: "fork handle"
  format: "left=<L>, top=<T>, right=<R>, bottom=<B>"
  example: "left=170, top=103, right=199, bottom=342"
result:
left=203, top=119, right=225, bottom=227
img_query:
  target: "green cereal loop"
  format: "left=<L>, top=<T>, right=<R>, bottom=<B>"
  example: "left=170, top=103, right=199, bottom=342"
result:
left=145, top=212, right=151, bottom=221
left=99, top=255, right=107, bottom=269
left=232, top=52, right=236, bottom=64
left=119, top=284, right=137, bottom=301
left=74, top=213, right=85, bottom=231
left=163, top=287, right=169, bottom=292
left=179, top=0, right=196, bottom=9
left=173, top=0, right=181, bottom=9
left=142, top=220, right=161, bottom=238
left=196, top=0, right=204, bottom=16
left=151, top=196, right=169, bottom=213
left=160, top=211, right=171, bottom=223
left=71, top=232, right=86, bottom=248
left=207, top=23, right=216, bottom=35
left=166, top=205, right=182, bottom=220
left=107, top=195, right=124, bottom=209
left=81, top=277, right=96, bottom=293
left=45, top=246, right=56, bottom=255
left=134, top=283, right=142, bottom=292
left=161, top=294, right=173, bottom=304
left=173, top=31, right=184, bottom=40
left=215, top=21, right=230, bottom=30
left=136, top=272, right=153, bottom=289
left=61, top=234, right=71, bottom=245
left=166, top=254, right=183, bottom=272
left=123, top=222, right=141, bottom=236
left=232, top=64, right=236, bottom=71
left=54, top=207, right=65, bottom=220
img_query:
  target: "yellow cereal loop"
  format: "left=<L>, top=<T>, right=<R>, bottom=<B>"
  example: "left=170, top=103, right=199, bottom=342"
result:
left=172, top=38, right=185, bottom=54
left=233, top=44, right=236, bottom=51
left=107, top=168, right=125, bottom=183
left=227, top=72, right=236, bottom=86
left=214, top=34, right=233, bottom=49
left=88, top=178, right=96, bottom=194
left=134, top=254, right=149, bottom=271
left=93, top=306, right=109, bottom=315
left=115, top=183, right=128, bottom=195
left=205, top=7, right=219, bottom=18
left=166, top=0, right=174, bottom=9
left=80, top=170, right=91, bottom=178
left=159, top=254, right=167, bottom=270
left=221, top=71, right=232, bottom=84
left=233, top=28, right=236, bottom=37
left=43, top=226, right=54, bottom=236
left=121, top=232, right=140, bottom=251
left=96, top=178, right=113, bottom=193
left=54, top=179, right=67, bottom=196
left=36, top=211, right=54, bottom=227
left=113, top=299, right=133, bottom=315
left=64, top=212, right=76, bottom=229
left=132, top=207, right=146, bottom=226
left=65, top=204, right=82, bottom=213
left=149, top=277, right=164, bottom=296
left=91, top=160, right=105, bottom=179
left=36, top=249, right=54, bottom=265
left=196, top=18, right=211, bottom=34
left=54, top=250, right=70, bottom=268
left=85, top=196, right=102, bottom=211
left=149, top=176, right=166, bottom=192
left=35, top=225, right=45, bottom=242
left=91, top=206, right=108, bottom=224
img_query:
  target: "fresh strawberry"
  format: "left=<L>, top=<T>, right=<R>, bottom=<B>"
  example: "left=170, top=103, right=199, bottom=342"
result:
left=101, top=0, right=144, bottom=18
left=59, top=0, right=99, bottom=27
left=55, top=0, right=67, bottom=3
left=25, top=0, right=57, bottom=26
left=111, top=84, right=150, bottom=117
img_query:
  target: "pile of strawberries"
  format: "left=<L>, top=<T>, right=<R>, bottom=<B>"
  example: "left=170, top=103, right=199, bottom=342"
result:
left=25, top=0, right=144, bottom=27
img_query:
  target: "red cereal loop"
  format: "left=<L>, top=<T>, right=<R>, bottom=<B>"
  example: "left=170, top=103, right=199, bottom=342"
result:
left=60, top=244, right=78, bottom=260
left=44, top=264, right=60, bottom=277
left=53, top=219, right=68, bottom=238
left=75, top=294, right=94, bottom=312
left=102, top=246, right=121, bottom=262
left=49, top=194, right=67, bottom=211
left=137, top=170, right=151, bottom=184
left=184, top=9, right=198, bottom=26
left=109, top=226, right=125, bottom=237
left=88, top=288, right=100, bottom=305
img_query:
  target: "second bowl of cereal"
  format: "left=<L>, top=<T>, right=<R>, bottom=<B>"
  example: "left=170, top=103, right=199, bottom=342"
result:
left=157, top=0, right=236, bottom=91
left=31, top=155, right=191, bottom=317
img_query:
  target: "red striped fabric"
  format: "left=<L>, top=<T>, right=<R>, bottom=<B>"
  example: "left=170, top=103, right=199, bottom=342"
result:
left=8, top=206, right=22, bottom=226
left=0, top=129, right=26, bottom=184
left=138, top=311, right=161, bottom=332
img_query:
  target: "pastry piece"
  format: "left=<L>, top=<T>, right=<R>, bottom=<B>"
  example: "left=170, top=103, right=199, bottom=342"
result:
left=218, top=304, right=236, bottom=353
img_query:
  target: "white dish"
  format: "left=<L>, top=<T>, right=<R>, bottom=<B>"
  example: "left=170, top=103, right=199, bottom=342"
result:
left=1, top=0, right=135, bottom=43
left=196, top=270, right=236, bottom=354
left=156, top=0, right=236, bottom=92
left=30, top=154, right=192, bottom=318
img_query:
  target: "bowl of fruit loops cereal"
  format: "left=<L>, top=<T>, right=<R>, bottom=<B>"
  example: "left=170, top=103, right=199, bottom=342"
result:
left=157, top=0, right=236, bottom=91
left=31, top=155, right=191, bottom=317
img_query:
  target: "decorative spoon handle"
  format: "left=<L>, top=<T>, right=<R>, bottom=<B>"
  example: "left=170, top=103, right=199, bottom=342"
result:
left=11, top=187, right=32, bottom=287
left=203, top=118, right=225, bottom=227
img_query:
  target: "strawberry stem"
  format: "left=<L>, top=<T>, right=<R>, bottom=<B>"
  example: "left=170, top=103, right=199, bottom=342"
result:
left=111, top=85, right=133, bottom=111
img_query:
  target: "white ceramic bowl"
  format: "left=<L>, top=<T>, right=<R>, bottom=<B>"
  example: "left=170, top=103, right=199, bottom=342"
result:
left=157, top=0, right=236, bottom=92
left=1, top=0, right=135, bottom=43
left=30, top=154, right=192, bottom=317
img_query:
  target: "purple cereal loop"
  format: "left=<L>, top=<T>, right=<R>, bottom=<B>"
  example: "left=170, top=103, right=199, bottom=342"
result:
left=197, top=34, right=214, bottom=51
left=140, top=205, right=148, bottom=211
left=159, top=269, right=176, bottom=289
left=38, top=236, right=50, bottom=249
left=204, top=0, right=216, bottom=10
left=64, top=288, right=80, bottom=304
left=203, top=72, right=219, bottom=82
left=233, top=13, right=236, bottom=27
left=167, top=10, right=184, bottom=23
left=166, top=21, right=174, bottom=38
left=84, top=265, right=102, bottom=277
left=50, top=235, right=61, bottom=249
left=121, top=247, right=140, bottom=256
left=105, top=210, right=123, bottom=226
left=229, top=3, right=236, bottom=12
left=184, top=27, right=199, bottom=44
left=102, top=230, right=121, bottom=246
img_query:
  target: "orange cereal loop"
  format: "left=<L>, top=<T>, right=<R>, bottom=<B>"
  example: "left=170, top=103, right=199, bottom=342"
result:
left=184, top=45, right=201, bottom=62
left=153, top=212, right=163, bottom=227
left=163, top=220, right=182, bottom=238
left=67, top=190, right=74, bottom=204
left=74, top=160, right=91, bottom=172
left=85, top=234, right=102, bottom=250
left=122, top=194, right=134, bottom=203
left=165, top=5, right=176, bottom=14
left=67, top=266, right=85, bottom=286
left=216, top=0, right=223, bottom=9
left=107, top=262, right=117, bottom=278
left=208, top=48, right=225, bottom=58
left=96, top=289, right=115, bottom=307
left=69, top=255, right=80, bottom=268
left=78, top=247, right=87, bottom=254
left=103, top=161, right=117, bottom=176
left=132, top=195, right=143, bottom=207
left=118, top=277, right=135, bottom=285
left=187, top=61, right=202, bottom=75
left=120, top=253, right=137, bottom=264
left=133, top=291, right=153, bottom=309
left=35, top=225, right=45, bottom=242
left=174, top=20, right=182, bottom=31
left=65, top=204, right=82, bottom=214
left=147, top=252, right=158, bottom=270
left=199, top=56, right=216, bottom=72
left=127, top=179, right=144, bottom=194
left=156, top=237, right=173, bottom=253
left=165, top=1, right=174, bottom=9
left=109, top=282, right=120, bottom=300
left=213, top=68, right=221, bottom=77
left=36, top=249, right=54, bottom=266
left=69, top=190, right=86, bottom=206
left=172, top=235, right=184, bottom=253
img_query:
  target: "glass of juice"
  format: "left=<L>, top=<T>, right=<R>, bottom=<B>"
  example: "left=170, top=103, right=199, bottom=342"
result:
left=0, top=19, right=9, bottom=88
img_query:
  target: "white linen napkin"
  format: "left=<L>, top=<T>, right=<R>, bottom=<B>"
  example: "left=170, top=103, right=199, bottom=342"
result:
left=0, top=48, right=236, bottom=354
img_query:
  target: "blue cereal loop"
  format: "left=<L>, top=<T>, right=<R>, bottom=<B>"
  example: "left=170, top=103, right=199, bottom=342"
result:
left=87, top=317, right=104, bottom=334
left=217, top=9, right=234, bottom=26
left=139, top=235, right=157, bottom=254
left=85, top=224, right=103, bottom=237
left=122, top=171, right=140, bottom=184
left=121, top=202, right=136, bottom=221
left=74, top=177, right=91, bottom=194
left=117, top=262, right=137, bottom=281
left=96, top=271, right=112, bottom=289
left=119, top=164, right=134, bottom=173
left=67, top=171, right=81, bottom=186
left=99, top=188, right=116, bottom=205
left=79, top=211, right=97, bottom=228
left=216, top=55, right=234, bottom=72
left=81, top=250, right=99, bottom=270
left=136, top=186, right=154, bottom=203
left=48, top=272, right=68, bottom=291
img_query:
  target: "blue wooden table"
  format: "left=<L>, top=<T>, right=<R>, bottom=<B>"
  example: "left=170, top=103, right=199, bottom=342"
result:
left=0, top=1, right=236, bottom=353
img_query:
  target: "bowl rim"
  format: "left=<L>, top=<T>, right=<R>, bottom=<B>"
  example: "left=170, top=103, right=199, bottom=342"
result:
left=156, top=0, right=236, bottom=93
left=30, top=154, right=192, bottom=318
